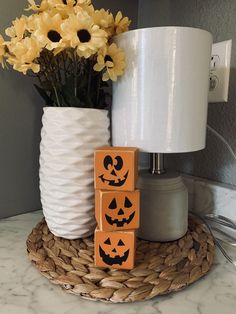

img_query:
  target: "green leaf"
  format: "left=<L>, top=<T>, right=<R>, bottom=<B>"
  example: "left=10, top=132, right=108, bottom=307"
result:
left=34, top=84, right=54, bottom=106
left=77, top=76, right=88, bottom=93
left=101, top=81, right=109, bottom=88
left=40, top=80, right=54, bottom=92
left=50, top=90, right=65, bottom=107
left=84, top=94, right=95, bottom=108
left=61, top=84, right=83, bottom=107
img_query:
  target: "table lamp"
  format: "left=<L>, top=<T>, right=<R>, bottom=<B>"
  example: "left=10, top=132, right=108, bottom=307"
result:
left=112, top=27, right=213, bottom=241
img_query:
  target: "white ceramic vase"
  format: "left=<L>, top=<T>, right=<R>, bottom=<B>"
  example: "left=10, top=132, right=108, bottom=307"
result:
left=39, top=107, right=110, bottom=239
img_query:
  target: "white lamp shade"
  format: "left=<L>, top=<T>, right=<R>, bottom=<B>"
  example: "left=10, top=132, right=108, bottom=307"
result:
left=112, top=27, right=213, bottom=153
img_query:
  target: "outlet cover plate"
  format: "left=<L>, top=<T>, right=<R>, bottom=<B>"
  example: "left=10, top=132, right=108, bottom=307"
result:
left=208, top=40, right=232, bottom=103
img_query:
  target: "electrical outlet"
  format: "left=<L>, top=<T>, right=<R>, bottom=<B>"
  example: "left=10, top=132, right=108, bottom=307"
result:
left=208, top=40, right=232, bottom=103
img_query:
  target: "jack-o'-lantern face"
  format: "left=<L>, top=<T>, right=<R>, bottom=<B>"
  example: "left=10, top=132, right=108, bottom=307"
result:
left=99, top=155, right=128, bottom=187
left=105, top=196, right=135, bottom=227
left=95, top=229, right=135, bottom=269
left=95, top=190, right=140, bottom=231
left=95, top=147, right=138, bottom=191
left=99, top=237, right=129, bottom=266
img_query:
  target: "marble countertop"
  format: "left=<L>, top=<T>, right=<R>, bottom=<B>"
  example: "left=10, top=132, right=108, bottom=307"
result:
left=0, top=211, right=236, bottom=314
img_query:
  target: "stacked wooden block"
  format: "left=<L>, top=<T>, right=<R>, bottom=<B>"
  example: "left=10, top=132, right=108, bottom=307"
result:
left=94, top=146, right=140, bottom=270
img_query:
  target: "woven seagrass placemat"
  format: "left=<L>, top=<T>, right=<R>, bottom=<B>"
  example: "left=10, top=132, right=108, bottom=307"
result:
left=26, top=216, right=215, bottom=303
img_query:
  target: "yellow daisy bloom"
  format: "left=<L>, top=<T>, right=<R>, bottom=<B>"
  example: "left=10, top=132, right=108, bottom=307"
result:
left=92, top=9, right=114, bottom=37
left=94, top=43, right=126, bottom=81
left=25, top=0, right=49, bottom=12
left=61, top=11, right=107, bottom=58
left=114, top=11, right=131, bottom=35
left=26, top=14, right=39, bottom=33
left=0, top=35, right=6, bottom=67
left=48, top=0, right=76, bottom=10
left=48, top=0, right=90, bottom=7
left=47, top=0, right=92, bottom=16
left=74, top=3, right=94, bottom=17
left=46, top=1, right=78, bottom=18
left=73, top=0, right=92, bottom=7
left=7, top=37, right=41, bottom=74
left=77, top=0, right=91, bottom=4
left=5, top=16, right=28, bottom=42
left=32, top=12, right=66, bottom=51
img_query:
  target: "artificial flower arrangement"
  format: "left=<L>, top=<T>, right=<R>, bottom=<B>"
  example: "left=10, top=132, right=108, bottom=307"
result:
left=0, top=0, right=130, bottom=109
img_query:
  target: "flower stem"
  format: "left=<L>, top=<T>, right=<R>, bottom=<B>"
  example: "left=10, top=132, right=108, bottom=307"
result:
left=53, top=85, right=61, bottom=107
left=73, top=50, right=78, bottom=98
left=56, top=55, right=62, bottom=85
left=96, top=73, right=101, bottom=107
left=62, top=52, right=67, bottom=82
left=87, top=59, right=92, bottom=96
left=44, top=69, right=61, bottom=107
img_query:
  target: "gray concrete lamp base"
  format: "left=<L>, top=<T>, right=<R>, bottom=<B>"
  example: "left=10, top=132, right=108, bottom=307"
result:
left=137, top=170, right=188, bottom=242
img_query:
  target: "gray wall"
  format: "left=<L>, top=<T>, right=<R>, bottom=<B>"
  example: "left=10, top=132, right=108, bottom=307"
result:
left=0, top=0, right=43, bottom=219
left=0, top=0, right=139, bottom=219
left=138, top=0, right=236, bottom=186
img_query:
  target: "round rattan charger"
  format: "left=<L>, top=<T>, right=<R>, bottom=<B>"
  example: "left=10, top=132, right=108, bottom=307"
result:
left=26, top=216, right=215, bottom=303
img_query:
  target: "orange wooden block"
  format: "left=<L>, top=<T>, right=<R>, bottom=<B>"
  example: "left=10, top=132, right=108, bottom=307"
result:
left=95, top=190, right=140, bottom=231
left=95, top=228, right=136, bottom=270
left=94, top=146, right=139, bottom=191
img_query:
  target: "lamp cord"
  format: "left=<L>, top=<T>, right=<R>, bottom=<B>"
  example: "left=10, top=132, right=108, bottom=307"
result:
left=207, top=124, right=236, bottom=161
left=190, top=212, right=236, bottom=267
left=194, top=126, right=236, bottom=266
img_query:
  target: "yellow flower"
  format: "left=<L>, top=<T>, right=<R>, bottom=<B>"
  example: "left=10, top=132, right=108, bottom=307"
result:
left=47, top=0, right=92, bottom=16
left=0, top=35, right=6, bottom=67
left=48, top=0, right=76, bottom=10
left=77, top=0, right=91, bottom=4
left=5, top=16, right=28, bottom=42
left=7, top=37, right=41, bottom=74
left=48, top=0, right=90, bottom=7
left=26, top=0, right=49, bottom=12
left=114, top=11, right=131, bottom=35
left=61, top=11, right=107, bottom=58
left=32, top=12, right=66, bottom=51
left=46, top=1, right=78, bottom=18
left=92, top=9, right=114, bottom=37
left=26, top=14, right=39, bottom=33
left=94, top=43, right=126, bottom=81
left=48, top=0, right=73, bottom=5
left=74, top=3, right=94, bottom=15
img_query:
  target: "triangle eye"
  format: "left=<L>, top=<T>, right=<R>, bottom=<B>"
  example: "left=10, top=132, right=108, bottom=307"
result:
left=109, top=198, right=117, bottom=210
left=124, top=197, right=132, bottom=208
left=104, top=238, right=111, bottom=245
left=118, top=239, right=125, bottom=246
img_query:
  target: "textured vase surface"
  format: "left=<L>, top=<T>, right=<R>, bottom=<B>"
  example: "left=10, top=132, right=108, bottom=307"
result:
left=39, top=107, right=110, bottom=239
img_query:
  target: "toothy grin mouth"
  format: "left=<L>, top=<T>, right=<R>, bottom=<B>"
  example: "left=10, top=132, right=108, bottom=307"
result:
left=99, top=246, right=129, bottom=266
left=99, top=171, right=129, bottom=187
left=105, top=212, right=135, bottom=227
